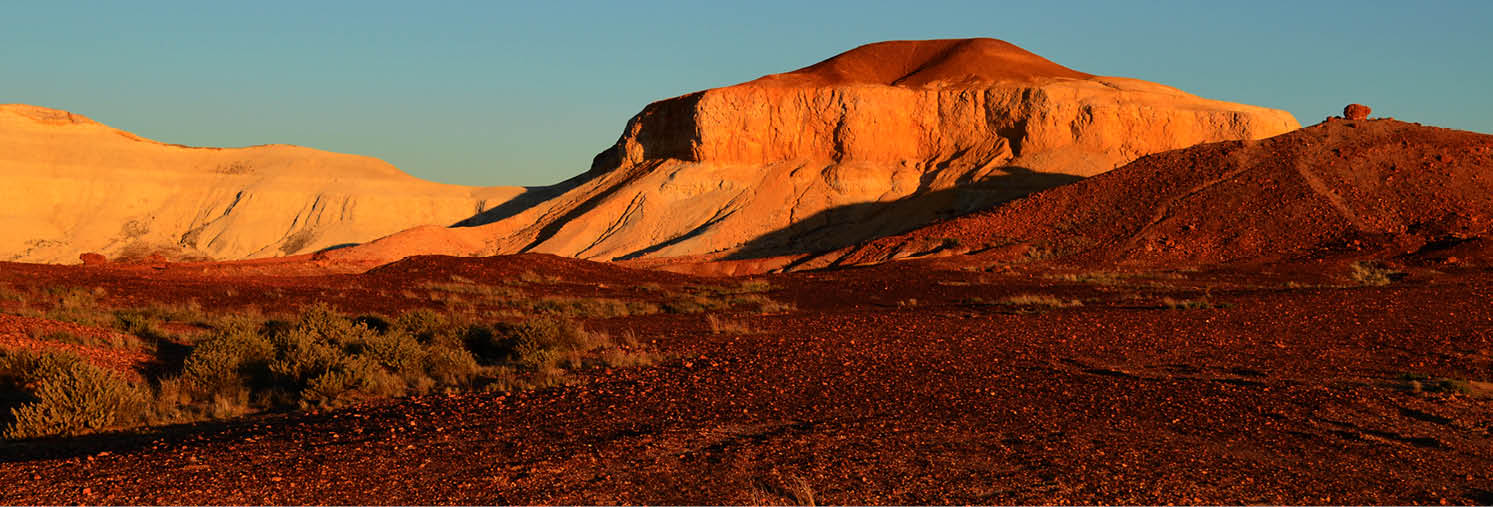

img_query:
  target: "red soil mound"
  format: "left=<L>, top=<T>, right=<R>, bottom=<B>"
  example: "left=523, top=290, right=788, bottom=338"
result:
left=0, top=315, right=151, bottom=379
left=829, top=119, right=1493, bottom=267
left=751, top=38, right=1093, bottom=88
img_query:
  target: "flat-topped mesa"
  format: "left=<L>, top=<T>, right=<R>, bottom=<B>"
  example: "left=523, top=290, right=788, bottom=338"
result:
left=597, top=38, right=1298, bottom=177
left=330, top=38, right=1303, bottom=267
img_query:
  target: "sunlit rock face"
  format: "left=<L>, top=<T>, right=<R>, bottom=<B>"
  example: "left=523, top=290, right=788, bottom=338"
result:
left=0, top=104, right=522, bottom=263
left=321, top=38, right=1304, bottom=266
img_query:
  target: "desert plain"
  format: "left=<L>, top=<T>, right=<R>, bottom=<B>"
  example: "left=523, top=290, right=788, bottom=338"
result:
left=0, top=38, right=1490, bottom=504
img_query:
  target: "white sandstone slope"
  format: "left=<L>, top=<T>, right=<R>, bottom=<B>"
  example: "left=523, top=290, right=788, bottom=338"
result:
left=327, top=38, right=1299, bottom=266
left=0, top=104, right=522, bottom=263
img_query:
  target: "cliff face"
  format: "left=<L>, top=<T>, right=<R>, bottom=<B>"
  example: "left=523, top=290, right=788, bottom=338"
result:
left=0, top=104, right=521, bottom=263
left=328, top=38, right=1298, bottom=266
left=610, top=76, right=1296, bottom=176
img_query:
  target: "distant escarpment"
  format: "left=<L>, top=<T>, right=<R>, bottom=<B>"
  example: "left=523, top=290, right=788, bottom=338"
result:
left=0, top=104, right=522, bottom=263
left=329, top=38, right=1299, bottom=267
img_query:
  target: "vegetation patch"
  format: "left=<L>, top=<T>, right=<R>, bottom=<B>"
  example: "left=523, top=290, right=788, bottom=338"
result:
left=1, top=303, right=659, bottom=440
left=1158, top=297, right=1231, bottom=310
left=706, top=314, right=754, bottom=335
left=997, top=294, right=1083, bottom=308
left=1348, top=261, right=1405, bottom=286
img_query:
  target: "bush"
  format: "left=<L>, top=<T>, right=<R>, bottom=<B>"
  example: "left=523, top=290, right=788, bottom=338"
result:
left=1348, top=261, right=1402, bottom=286
left=1, top=349, right=146, bottom=439
left=532, top=296, right=660, bottom=318
left=180, top=328, right=275, bottom=395
left=999, top=294, right=1083, bottom=308
left=423, top=344, right=480, bottom=387
left=5, top=302, right=661, bottom=435
left=495, top=318, right=594, bottom=369
left=663, top=294, right=729, bottom=314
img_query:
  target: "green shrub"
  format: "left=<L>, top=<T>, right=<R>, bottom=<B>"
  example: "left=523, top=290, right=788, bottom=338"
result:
left=499, top=318, right=584, bottom=368
left=532, top=297, right=660, bottom=318
left=1159, top=297, right=1229, bottom=310
left=1348, top=261, right=1402, bottom=286
left=423, top=344, right=481, bottom=387
left=298, top=356, right=403, bottom=409
left=180, top=328, right=275, bottom=395
left=395, top=308, right=448, bottom=341
left=355, top=331, right=423, bottom=372
left=1, top=349, right=146, bottom=439
left=999, top=294, right=1083, bottom=308
left=663, top=294, right=728, bottom=314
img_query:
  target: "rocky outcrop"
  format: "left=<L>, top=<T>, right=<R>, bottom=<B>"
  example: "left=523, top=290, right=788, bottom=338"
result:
left=0, top=104, right=522, bottom=263
left=1344, top=103, right=1371, bottom=120
left=328, top=38, right=1299, bottom=267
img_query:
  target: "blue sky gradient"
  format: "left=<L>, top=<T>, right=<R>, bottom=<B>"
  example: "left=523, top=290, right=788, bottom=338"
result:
left=5, top=1, right=1489, bottom=186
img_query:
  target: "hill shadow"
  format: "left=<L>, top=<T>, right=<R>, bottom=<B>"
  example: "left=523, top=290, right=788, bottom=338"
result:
left=726, top=166, right=1080, bottom=260
left=451, top=184, right=570, bottom=228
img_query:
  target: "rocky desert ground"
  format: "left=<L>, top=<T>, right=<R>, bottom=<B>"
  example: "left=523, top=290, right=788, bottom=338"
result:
left=1, top=38, right=1490, bottom=504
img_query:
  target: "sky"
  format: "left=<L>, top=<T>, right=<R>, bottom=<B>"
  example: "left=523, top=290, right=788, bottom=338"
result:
left=4, top=1, right=1490, bottom=187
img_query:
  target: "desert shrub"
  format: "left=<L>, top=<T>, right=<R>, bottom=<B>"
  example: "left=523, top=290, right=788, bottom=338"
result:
left=0, top=284, right=26, bottom=303
left=176, top=305, right=413, bottom=411
left=727, top=294, right=796, bottom=313
left=663, top=294, right=729, bottom=314
left=112, top=309, right=162, bottom=337
left=423, top=344, right=481, bottom=387
left=1160, top=297, right=1229, bottom=310
left=1348, top=261, right=1403, bottom=286
left=495, top=318, right=595, bottom=369
left=6, top=301, right=662, bottom=434
left=179, top=328, right=275, bottom=395
left=999, top=294, right=1083, bottom=308
left=293, top=303, right=364, bottom=344
left=422, top=282, right=524, bottom=301
left=0, top=349, right=147, bottom=439
left=39, top=286, right=113, bottom=327
left=351, top=314, right=392, bottom=334
left=395, top=308, right=449, bottom=341
left=355, top=330, right=423, bottom=372
left=517, top=271, right=562, bottom=285
left=266, top=327, right=352, bottom=388
left=532, top=297, right=660, bottom=318
left=706, top=314, right=753, bottom=335
left=297, top=356, right=404, bottom=409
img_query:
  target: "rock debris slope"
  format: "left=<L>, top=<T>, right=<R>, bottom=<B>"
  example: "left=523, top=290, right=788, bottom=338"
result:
left=0, top=104, right=522, bottom=263
left=820, top=118, right=1493, bottom=269
left=330, top=38, right=1298, bottom=266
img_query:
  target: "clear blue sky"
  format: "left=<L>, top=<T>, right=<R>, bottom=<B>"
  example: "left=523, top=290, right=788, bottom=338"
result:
left=5, top=1, right=1489, bottom=186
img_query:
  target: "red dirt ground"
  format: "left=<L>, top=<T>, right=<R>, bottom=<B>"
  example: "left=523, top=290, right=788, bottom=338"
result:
left=2, top=118, right=1492, bottom=504
left=0, top=254, right=1490, bottom=505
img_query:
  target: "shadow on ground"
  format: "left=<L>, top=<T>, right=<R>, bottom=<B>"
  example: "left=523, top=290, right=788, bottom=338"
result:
left=726, top=166, right=1081, bottom=260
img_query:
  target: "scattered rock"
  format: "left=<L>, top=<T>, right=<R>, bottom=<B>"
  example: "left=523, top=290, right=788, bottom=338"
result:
left=78, top=252, right=107, bottom=266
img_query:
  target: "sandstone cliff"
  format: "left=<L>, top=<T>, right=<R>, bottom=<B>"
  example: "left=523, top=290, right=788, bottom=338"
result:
left=0, top=104, right=522, bottom=263
left=328, top=38, right=1299, bottom=267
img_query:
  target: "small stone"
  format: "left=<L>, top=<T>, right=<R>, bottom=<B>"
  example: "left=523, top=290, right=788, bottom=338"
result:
left=1344, top=104, right=1371, bottom=120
